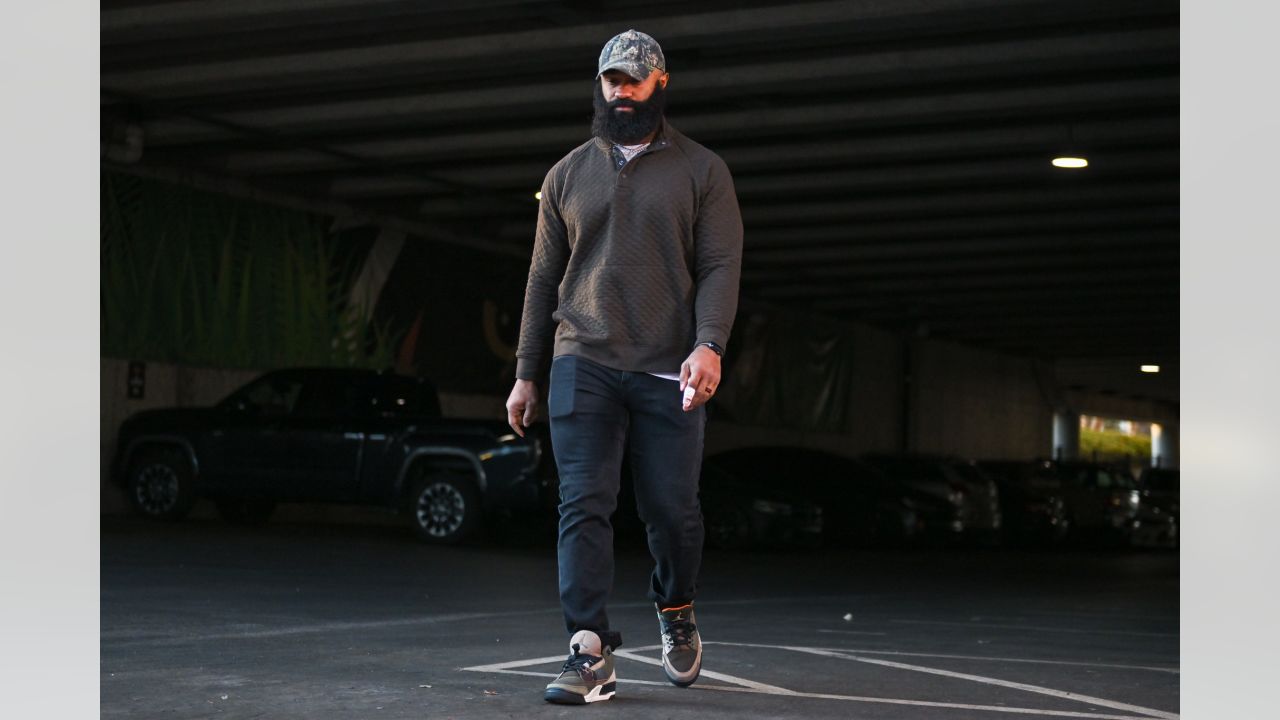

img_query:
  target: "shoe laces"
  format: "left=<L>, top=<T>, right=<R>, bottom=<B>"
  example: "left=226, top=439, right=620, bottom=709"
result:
left=662, top=618, right=696, bottom=649
left=561, top=642, right=601, bottom=681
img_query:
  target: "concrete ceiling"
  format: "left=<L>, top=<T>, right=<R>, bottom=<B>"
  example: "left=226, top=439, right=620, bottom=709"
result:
left=101, top=0, right=1180, bottom=402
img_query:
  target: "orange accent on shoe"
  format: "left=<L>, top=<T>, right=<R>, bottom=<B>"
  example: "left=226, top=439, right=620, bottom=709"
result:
left=660, top=604, right=694, bottom=612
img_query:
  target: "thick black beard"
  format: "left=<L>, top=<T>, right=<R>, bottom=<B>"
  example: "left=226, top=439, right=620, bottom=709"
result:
left=591, top=82, right=666, bottom=145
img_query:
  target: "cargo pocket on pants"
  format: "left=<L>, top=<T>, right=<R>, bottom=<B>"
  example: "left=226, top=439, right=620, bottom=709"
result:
left=548, top=356, right=577, bottom=418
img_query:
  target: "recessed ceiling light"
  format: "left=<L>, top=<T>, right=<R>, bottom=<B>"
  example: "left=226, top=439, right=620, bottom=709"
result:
left=1140, top=364, right=1160, bottom=373
left=1052, top=157, right=1088, bottom=168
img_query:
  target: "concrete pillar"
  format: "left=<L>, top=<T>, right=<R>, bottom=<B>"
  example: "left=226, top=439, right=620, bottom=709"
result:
left=1052, top=410, right=1080, bottom=461
left=1152, top=423, right=1179, bottom=468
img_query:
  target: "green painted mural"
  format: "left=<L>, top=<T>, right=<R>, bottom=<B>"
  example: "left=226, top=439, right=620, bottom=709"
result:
left=101, top=170, right=395, bottom=370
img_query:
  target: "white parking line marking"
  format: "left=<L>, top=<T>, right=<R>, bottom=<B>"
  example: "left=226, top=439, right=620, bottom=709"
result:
left=469, top=667, right=1157, bottom=719
left=890, top=619, right=1178, bottom=639
left=105, top=596, right=883, bottom=647
left=816, top=629, right=890, bottom=636
left=462, top=654, right=568, bottom=673
left=462, top=644, right=1173, bottom=719
left=104, top=608, right=565, bottom=647
left=612, top=649, right=797, bottom=694
left=462, top=663, right=1155, bottom=718
left=762, top=645, right=1177, bottom=720
left=773, top=690, right=1161, bottom=719
left=807, top=643, right=1178, bottom=674
left=469, top=668, right=673, bottom=687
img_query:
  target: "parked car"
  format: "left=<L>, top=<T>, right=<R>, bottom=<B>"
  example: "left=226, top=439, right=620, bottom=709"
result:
left=1043, top=460, right=1141, bottom=545
left=701, top=447, right=924, bottom=549
left=977, top=459, right=1070, bottom=545
left=607, top=446, right=826, bottom=551
left=944, top=458, right=1004, bottom=544
left=1137, top=467, right=1180, bottom=516
left=860, top=454, right=973, bottom=543
left=111, top=367, right=545, bottom=544
left=697, top=459, right=826, bottom=550
left=1132, top=467, right=1179, bottom=548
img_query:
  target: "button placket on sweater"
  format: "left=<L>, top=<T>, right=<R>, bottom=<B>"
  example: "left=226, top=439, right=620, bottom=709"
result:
left=612, top=139, right=670, bottom=190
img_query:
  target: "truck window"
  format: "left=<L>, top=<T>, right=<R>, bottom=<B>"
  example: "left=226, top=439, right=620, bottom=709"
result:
left=374, top=376, right=441, bottom=418
left=293, top=378, right=371, bottom=418
left=234, top=374, right=305, bottom=418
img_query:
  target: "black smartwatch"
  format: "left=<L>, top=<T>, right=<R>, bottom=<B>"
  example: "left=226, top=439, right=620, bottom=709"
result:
left=697, top=341, right=724, bottom=357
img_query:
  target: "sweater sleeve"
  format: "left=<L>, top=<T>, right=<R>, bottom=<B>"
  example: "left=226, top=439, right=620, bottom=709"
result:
left=692, top=155, right=744, bottom=350
left=514, top=167, right=570, bottom=381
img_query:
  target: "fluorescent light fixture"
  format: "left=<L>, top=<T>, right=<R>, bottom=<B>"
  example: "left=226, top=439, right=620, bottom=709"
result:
left=534, top=191, right=542, bottom=200
left=1141, top=364, right=1160, bottom=373
left=1052, top=157, right=1088, bottom=168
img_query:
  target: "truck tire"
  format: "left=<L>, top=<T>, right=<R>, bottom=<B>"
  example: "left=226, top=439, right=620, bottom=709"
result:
left=407, top=471, right=481, bottom=544
left=126, top=446, right=197, bottom=521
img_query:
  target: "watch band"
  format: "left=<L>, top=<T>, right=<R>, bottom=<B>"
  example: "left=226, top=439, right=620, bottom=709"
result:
left=697, top=341, right=724, bottom=357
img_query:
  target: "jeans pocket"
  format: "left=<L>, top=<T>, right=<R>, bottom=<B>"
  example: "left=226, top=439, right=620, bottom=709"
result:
left=548, top=356, right=577, bottom=418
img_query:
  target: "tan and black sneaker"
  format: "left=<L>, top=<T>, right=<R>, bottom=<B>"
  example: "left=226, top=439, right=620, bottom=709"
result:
left=657, top=604, right=701, bottom=687
left=543, top=630, right=618, bottom=704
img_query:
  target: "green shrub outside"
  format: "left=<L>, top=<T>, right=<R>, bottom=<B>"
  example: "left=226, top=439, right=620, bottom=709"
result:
left=1080, top=427, right=1151, bottom=463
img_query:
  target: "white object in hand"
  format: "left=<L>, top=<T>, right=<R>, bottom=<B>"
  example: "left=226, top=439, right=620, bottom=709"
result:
left=683, top=384, right=696, bottom=408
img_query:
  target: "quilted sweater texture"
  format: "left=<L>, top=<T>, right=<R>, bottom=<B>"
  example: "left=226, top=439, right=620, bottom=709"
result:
left=514, top=121, right=744, bottom=381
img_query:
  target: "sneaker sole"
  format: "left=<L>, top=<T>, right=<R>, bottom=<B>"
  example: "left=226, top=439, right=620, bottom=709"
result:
left=544, top=681, right=617, bottom=705
left=662, top=645, right=703, bottom=688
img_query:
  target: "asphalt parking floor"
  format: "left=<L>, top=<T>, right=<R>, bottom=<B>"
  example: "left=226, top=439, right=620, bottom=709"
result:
left=101, top=513, right=1179, bottom=719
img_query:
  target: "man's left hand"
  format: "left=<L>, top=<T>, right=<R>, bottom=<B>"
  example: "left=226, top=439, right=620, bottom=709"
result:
left=679, top=345, right=722, bottom=412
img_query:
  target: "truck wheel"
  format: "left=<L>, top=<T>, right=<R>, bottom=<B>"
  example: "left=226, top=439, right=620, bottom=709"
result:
left=127, top=446, right=196, bottom=521
left=216, top=498, right=276, bottom=526
left=408, top=471, right=481, bottom=544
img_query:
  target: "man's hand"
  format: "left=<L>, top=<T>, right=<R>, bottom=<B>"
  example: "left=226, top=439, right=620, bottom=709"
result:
left=679, top=345, right=722, bottom=412
left=505, top=379, right=540, bottom=436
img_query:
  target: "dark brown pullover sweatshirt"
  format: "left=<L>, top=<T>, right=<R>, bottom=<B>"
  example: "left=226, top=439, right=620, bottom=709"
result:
left=514, top=120, right=744, bottom=381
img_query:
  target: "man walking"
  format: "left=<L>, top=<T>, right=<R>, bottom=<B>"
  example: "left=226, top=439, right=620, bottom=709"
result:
left=504, top=29, right=743, bottom=705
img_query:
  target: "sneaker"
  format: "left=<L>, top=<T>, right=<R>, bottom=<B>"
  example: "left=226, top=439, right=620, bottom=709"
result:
left=657, top=604, right=701, bottom=687
left=543, top=630, right=617, bottom=704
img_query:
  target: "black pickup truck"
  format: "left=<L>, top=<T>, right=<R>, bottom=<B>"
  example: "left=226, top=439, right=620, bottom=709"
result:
left=110, top=367, right=547, bottom=543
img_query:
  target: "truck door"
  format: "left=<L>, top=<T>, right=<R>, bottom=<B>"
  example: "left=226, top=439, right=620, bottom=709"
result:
left=277, top=374, right=369, bottom=501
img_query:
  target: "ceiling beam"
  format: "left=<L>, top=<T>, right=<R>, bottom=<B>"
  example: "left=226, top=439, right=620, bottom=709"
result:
left=103, top=0, right=1166, bottom=96
left=178, top=75, right=1175, bottom=174
left=745, top=228, right=1173, bottom=265
left=734, top=206, right=1178, bottom=248
left=317, top=117, right=1175, bottom=199
left=739, top=181, right=1177, bottom=225
left=137, top=26, right=1175, bottom=144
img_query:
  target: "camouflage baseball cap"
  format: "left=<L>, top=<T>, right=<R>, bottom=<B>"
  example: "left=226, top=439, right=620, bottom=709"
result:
left=596, top=29, right=666, bottom=80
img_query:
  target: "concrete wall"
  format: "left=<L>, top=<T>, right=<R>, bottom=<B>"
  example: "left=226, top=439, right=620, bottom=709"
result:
left=705, top=320, right=904, bottom=457
left=706, top=324, right=1059, bottom=462
left=910, top=338, right=1056, bottom=460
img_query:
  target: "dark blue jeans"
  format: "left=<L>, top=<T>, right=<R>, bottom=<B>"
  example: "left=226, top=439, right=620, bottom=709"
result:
left=548, top=354, right=706, bottom=649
